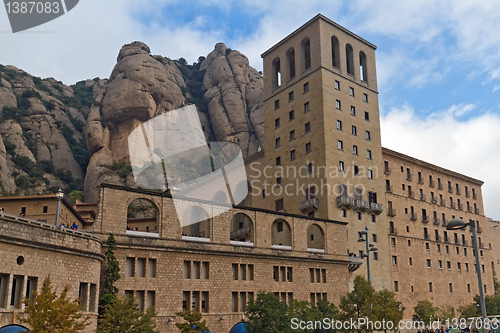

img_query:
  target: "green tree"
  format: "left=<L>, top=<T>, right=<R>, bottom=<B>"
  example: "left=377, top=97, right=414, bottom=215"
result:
left=413, top=300, right=437, bottom=328
left=175, top=311, right=210, bottom=333
left=97, top=296, right=156, bottom=333
left=98, top=234, right=120, bottom=316
left=245, top=292, right=292, bottom=333
left=373, top=289, right=405, bottom=332
left=338, top=275, right=377, bottom=332
left=18, top=276, right=89, bottom=333
left=68, top=190, right=84, bottom=204
left=458, top=304, right=479, bottom=319
left=437, top=305, right=455, bottom=323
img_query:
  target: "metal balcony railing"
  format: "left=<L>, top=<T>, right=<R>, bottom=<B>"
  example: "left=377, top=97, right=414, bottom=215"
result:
left=422, top=215, right=429, bottom=223
left=410, top=213, right=417, bottom=221
left=300, top=197, right=319, bottom=212
left=354, top=199, right=370, bottom=212
left=337, top=196, right=354, bottom=209
left=369, top=203, right=383, bottom=215
left=230, top=226, right=252, bottom=239
left=384, top=166, right=392, bottom=175
left=387, top=208, right=396, bottom=217
left=433, top=217, right=440, bottom=226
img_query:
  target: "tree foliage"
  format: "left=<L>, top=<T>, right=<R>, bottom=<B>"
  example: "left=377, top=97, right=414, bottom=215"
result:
left=373, top=289, right=405, bottom=332
left=98, top=234, right=120, bottom=316
left=413, top=300, right=437, bottom=328
left=175, top=311, right=210, bottom=333
left=18, top=276, right=89, bottom=333
left=97, top=296, right=156, bottom=333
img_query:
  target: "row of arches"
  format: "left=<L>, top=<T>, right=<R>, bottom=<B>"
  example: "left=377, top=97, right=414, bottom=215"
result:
left=272, top=36, right=369, bottom=89
left=126, top=199, right=325, bottom=250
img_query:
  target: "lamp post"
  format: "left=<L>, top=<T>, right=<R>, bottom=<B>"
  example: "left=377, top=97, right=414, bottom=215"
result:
left=55, top=188, right=64, bottom=229
left=447, top=218, right=486, bottom=320
left=358, top=226, right=378, bottom=282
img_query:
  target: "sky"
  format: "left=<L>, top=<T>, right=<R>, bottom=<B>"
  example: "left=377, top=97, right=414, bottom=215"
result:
left=1, top=0, right=500, bottom=219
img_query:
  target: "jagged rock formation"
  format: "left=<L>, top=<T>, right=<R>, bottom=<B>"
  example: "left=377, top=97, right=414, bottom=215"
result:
left=0, top=42, right=264, bottom=202
left=0, top=64, right=105, bottom=197
left=83, top=42, right=263, bottom=202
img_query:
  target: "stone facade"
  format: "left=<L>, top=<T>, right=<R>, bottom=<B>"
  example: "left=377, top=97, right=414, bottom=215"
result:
left=383, top=147, right=498, bottom=317
left=247, top=13, right=391, bottom=291
left=90, top=184, right=353, bottom=332
left=0, top=195, right=88, bottom=229
left=0, top=212, right=103, bottom=331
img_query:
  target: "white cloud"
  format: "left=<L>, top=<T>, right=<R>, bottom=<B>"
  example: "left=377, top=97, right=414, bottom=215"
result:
left=381, top=104, right=500, bottom=220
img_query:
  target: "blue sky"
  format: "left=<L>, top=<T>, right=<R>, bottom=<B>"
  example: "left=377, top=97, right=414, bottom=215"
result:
left=1, top=0, right=500, bottom=219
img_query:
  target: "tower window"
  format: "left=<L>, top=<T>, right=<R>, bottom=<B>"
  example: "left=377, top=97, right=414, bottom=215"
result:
left=302, top=38, right=311, bottom=70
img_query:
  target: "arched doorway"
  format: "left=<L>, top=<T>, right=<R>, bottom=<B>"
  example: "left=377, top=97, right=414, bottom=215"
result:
left=182, top=206, right=210, bottom=239
left=0, top=325, right=30, bottom=332
left=126, top=198, right=159, bottom=235
left=229, top=322, right=248, bottom=333
left=230, top=213, right=254, bottom=244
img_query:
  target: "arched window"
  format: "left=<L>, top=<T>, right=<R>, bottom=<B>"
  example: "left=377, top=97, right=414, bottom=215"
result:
left=307, top=224, right=325, bottom=250
left=212, top=191, right=228, bottom=204
left=331, top=36, right=340, bottom=68
left=346, top=44, right=354, bottom=76
left=182, top=206, right=210, bottom=239
left=126, top=198, right=159, bottom=236
left=301, top=38, right=311, bottom=70
left=272, top=57, right=281, bottom=88
left=271, top=219, right=292, bottom=247
left=232, top=180, right=248, bottom=206
left=286, top=48, right=296, bottom=79
left=359, top=51, right=368, bottom=81
left=0, top=325, right=30, bottom=333
left=231, top=213, right=254, bottom=244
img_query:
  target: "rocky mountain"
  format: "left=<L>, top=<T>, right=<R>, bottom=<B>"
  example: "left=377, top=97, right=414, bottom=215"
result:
left=0, top=64, right=106, bottom=199
left=0, top=42, right=264, bottom=202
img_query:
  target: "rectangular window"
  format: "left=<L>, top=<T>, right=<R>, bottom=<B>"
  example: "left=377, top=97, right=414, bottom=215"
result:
left=364, top=111, right=369, bottom=121
left=337, top=120, right=342, bottom=130
left=290, top=150, right=296, bottom=160
left=427, top=259, right=431, bottom=268
left=353, top=145, right=358, bottom=155
left=394, top=281, right=399, bottom=292
left=43, top=206, right=48, bottom=213
left=367, top=150, right=372, bottom=159
left=305, top=142, right=311, bottom=154
left=288, top=91, right=294, bottom=101
left=366, top=131, right=371, bottom=140
left=21, top=207, right=26, bottom=214
left=274, top=100, right=280, bottom=110
left=303, top=82, right=309, bottom=93
left=307, top=163, right=313, bottom=174
left=305, top=122, right=311, bottom=133
left=339, top=161, right=344, bottom=171
left=447, top=261, right=451, bottom=270
left=429, top=282, right=433, bottom=292
left=363, top=93, right=368, bottom=102
left=352, top=125, right=357, bottom=135
left=335, top=80, right=340, bottom=90
left=336, top=100, right=341, bottom=110
left=304, top=102, right=310, bottom=113
left=449, top=283, right=453, bottom=292
left=350, top=106, right=356, bottom=116
left=275, top=118, right=280, bottom=128
left=276, top=177, right=282, bottom=186
left=368, top=169, right=373, bottom=179
left=289, top=110, right=295, bottom=121
left=338, top=140, right=343, bottom=150
left=275, top=137, right=280, bottom=148
left=275, top=199, right=284, bottom=212
left=349, top=87, right=354, bottom=96
left=392, top=256, right=397, bottom=265
left=289, top=130, right=295, bottom=141
left=276, top=156, right=281, bottom=166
